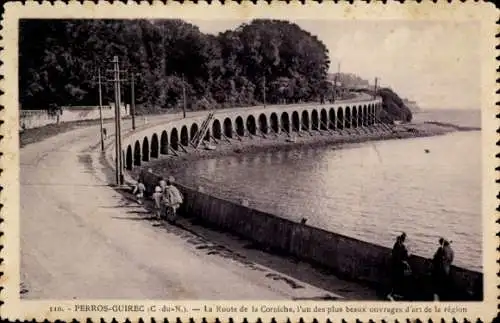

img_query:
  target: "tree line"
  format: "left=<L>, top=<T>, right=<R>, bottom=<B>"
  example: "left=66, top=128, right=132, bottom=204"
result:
left=20, top=19, right=334, bottom=111
left=19, top=18, right=411, bottom=122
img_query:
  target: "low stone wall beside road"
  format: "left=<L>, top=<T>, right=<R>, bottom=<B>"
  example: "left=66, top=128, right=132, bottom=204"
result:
left=140, top=170, right=483, bottom=301
left=20, top=105, right=129, bottom=129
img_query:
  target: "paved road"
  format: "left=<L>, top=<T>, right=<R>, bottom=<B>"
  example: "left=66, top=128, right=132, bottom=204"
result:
left=20, top=114, right=341, bottom=300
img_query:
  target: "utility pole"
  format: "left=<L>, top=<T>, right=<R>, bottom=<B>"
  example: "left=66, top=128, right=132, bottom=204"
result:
left=333, top=62, right=340, bottom=102
left=182, top=74, right=187, bottom=118
left=112, top=56, right=124, bottom=186
left=131, top=72, right=136, bottom=130
left=97, top=67, right=105, bottom=151
left=374, top=77, right=378, bottom=98
left=263, top=75, right=266, bottom=107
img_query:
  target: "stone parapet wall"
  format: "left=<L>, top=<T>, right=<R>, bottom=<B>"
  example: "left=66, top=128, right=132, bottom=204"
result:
left=140, top=170, right=483, bottom=301
left=20, top=105, right=128, bottom=129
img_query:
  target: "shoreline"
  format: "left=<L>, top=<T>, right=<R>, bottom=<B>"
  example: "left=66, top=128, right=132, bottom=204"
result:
left=132, top=122, right=477, bottom=180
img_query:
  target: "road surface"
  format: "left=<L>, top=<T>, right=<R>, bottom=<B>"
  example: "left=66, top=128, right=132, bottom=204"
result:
left=20, top=114, right=343, bottom=300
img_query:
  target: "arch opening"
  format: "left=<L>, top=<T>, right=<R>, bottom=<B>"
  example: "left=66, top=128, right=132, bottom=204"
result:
left=311, top=110, right=319, bottom=130
left=180, top=126, right=189, bottom=146
left=134, top=141, right=141, bottom=166
left=363, top=106, right=368, bottom=127
left=320, top=109, right=328, bottom=130
left=337, top=108, right=344, bottom=130
left=352, top=107, right=358, bottom=128
left=345, top=107, right=351, bottom=128
left=212, top=119, right=222, bottom=139
left=329, top=108, right=336, bottom=129
left=370, top=105, right=374, bottom=125
left=236, top=117, right=244, bottom=136
left=204, top=129, right=211, bottom=141
left=258, top=114, right=268, bottom=134
left=160, top=130, right=168, bottom=154
left=246, top=115, right=257, bottom=135
left=359, top=106, right=363, bottom=127
left=292, top=111, right=300, bottom=132
left=224, top=118, right=233, bottom=138
left=171, top=128, right=179, bottom=151
left=302, top=110, right=310, bottom=130
left=281, top=112, right=290, bottom=133
left=270, top=113, right=279, bottom=133
left=126, top=145, right=133, bottom=170
left=142, top=137, right=150, bottom=161
left=190, top=123, right=199, bottom=142
left=151, top=133, right=159, bottom=158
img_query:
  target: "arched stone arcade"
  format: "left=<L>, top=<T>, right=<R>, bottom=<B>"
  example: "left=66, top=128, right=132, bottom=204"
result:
left=122, top=99, right=383, bottom=170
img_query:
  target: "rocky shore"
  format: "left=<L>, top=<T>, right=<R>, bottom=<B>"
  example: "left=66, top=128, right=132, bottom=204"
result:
left=131, top=121, right=476, bottom=180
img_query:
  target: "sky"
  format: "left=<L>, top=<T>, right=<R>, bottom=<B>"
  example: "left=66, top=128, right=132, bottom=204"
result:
left=186, top=19, right=480, bottom=110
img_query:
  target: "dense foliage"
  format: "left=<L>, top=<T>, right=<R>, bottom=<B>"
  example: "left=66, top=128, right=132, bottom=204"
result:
left=20, top=19, right=332, bottom=112
left=377, top=88, right=413, bottom=123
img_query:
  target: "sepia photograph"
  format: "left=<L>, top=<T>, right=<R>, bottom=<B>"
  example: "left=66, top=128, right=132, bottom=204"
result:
left=1, top=2, right=497, bottom=322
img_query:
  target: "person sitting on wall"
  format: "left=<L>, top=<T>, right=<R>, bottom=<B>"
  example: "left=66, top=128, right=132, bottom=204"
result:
left=387, top=232, right=411, bottom=301
left=162, top=176, right=184, bottom=224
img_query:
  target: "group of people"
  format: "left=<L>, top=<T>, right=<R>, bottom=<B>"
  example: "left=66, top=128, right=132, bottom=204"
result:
left=388, top=232, right=455, bottom=301
left=132, top=173, right=184, bottom=224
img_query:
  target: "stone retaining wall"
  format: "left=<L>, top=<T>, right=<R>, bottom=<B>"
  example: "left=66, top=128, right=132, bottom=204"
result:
left=140, top=170, right=483, bottom=301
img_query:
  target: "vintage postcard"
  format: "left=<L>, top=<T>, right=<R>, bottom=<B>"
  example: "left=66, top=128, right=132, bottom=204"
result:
left=0, top=1, right=497, bottom=322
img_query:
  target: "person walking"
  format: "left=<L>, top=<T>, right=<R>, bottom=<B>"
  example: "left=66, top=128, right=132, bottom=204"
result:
left=388, top=232, right=410, bottom=300
left=152, top=185, right=163, bottom=220
left=132, top=179, right=146, bottom=205
left=163, top=177, right=184, bottom=224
